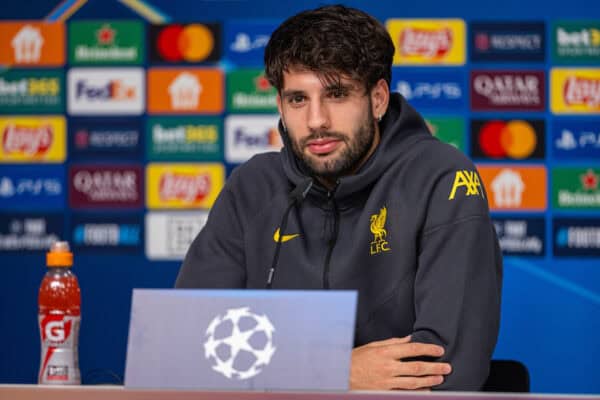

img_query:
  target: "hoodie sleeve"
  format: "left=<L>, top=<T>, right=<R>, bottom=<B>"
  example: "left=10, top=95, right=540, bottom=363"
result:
left=409, top=159, right=502, bottom=390
left=175, top=177, right=246, bottom=289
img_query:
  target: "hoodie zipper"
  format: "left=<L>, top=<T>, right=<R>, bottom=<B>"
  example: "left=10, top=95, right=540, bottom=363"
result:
left=322, top=184, right=340, bottom=289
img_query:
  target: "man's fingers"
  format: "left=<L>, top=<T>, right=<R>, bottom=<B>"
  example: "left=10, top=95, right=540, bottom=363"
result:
left=382, top=341, right=445, bottom=359
left=387, top=375, right=445, bottom=390
left=366, top=336, right=412, bottom=347
left=390, top=361, right=452, bottom=377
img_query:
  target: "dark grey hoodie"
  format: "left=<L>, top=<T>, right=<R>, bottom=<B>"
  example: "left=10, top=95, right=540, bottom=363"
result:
left=176, top=93, right=502, bottom=390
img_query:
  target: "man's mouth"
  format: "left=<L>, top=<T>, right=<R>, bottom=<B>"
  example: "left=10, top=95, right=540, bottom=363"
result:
left=306, top=137, right=342, bottom=155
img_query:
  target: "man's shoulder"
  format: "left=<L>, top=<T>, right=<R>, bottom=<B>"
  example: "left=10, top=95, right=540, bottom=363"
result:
left=406, top=137, right=476, bottom=173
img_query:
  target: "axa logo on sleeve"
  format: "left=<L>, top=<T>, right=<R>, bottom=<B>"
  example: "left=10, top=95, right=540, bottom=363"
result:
left=69, top=165, right=143, bottom=209
left=67, top=68, right=144, bottom=115
left=225, top=115, right=282, bottom=163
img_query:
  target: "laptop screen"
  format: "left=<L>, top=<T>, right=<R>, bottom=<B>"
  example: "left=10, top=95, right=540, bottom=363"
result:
left=124, top=289, right=357, bottom=391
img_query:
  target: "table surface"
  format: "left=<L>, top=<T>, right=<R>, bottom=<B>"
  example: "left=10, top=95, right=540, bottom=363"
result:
left=1, top=385, right=599, bottom=400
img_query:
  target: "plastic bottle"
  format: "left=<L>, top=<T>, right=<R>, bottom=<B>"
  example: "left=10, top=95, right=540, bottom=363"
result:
left=38, top=241, right=81, bottom=385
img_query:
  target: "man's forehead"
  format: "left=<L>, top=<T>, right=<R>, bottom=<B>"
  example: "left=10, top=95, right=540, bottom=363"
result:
left=282, top=67, right=361, bottom=91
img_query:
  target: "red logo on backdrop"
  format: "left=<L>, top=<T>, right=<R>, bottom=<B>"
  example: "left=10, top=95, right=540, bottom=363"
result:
left=41, top=314, right=72, bottom=345
left=2, top=124, right=53, bottom=155
left=564, top=76, right=600, bottom=108
left=69, top=165, right=143, bottom=208
left=159, top=172, right=210, bottom=203
left=581, top=169, right=599, bottom=190
left=470, top=70, right=546, bottom=111
left=399, top=27, right=452, bottom=58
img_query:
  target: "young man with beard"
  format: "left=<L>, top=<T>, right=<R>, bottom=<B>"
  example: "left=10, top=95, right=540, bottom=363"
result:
left=176, top=5, right=502, bottom=391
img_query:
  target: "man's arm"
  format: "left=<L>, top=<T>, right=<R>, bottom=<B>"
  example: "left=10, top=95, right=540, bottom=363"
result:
left=175, top=179, right=247, bottom=289
left=350, top=162, right=501, bottom=391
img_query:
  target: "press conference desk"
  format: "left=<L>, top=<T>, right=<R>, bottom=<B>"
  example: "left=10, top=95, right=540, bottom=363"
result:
left=1, top=385, right=599, bottom=400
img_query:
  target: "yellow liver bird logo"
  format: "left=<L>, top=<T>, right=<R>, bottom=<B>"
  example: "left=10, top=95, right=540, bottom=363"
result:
left=370, top=207, right=388, bottom=242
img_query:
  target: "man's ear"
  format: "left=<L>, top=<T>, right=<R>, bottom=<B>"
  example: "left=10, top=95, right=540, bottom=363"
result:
left=370, top=78, right=390, bottom=121
left=276, top=93, right=287, bottom=131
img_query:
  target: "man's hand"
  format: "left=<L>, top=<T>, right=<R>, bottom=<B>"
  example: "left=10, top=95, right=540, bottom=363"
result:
left=349, top=336, right=452, bottom=390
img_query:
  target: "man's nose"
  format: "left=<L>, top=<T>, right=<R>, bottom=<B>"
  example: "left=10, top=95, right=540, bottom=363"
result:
left=307, top=100, right=330, bottom=131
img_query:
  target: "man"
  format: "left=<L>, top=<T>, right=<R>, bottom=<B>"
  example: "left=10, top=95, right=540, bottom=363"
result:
left=176, top=5, right=502, bottom=391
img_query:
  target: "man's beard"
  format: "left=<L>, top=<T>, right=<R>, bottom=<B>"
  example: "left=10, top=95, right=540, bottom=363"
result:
left=289, top=112, right=376, bottom=182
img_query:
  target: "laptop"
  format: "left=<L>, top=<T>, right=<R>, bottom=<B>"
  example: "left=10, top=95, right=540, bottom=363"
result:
left=124, top=289, right=357, bottom=391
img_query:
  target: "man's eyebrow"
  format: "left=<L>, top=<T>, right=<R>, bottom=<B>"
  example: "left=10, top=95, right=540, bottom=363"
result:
left=323, top=82, right=355, bottom=92
left=281, top=89, right=305, bottom=98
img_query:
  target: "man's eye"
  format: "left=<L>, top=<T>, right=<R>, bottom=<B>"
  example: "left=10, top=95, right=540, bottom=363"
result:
left=328, top=89, right=348, bottom=99
left=289, top=95, right=305, bottom=104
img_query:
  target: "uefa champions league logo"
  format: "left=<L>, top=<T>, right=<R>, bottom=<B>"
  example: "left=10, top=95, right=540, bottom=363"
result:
left=204, top=307, right=276, bottom=379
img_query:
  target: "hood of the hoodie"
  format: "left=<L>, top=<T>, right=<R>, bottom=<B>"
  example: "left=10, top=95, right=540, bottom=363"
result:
left=279, top=93, right=434, bottom=199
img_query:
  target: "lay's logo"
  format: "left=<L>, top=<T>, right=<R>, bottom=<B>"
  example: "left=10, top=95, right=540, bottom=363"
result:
left=0, top=116, right=65, bottom=163
left=146, top=163, right=224, bottom=209
left=386, top=19, right=465, bottom=65
left=551, top=68, right=600, bottom=114
left=400, top=27, right=452, bottom=58
left=159, top=172, right=210, bottom=203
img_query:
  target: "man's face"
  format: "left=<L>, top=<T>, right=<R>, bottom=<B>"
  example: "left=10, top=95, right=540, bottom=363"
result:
left=277, top=68, right=381, bottom=184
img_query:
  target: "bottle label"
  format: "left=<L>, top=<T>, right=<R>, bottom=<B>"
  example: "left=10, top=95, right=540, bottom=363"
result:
left=39, top=314, right=81, bottom=384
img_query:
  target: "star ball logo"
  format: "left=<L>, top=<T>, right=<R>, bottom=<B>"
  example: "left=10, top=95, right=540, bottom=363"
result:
left=149, top=23, right=221, bottom=63
left=204, top=307, right=276, bottom=380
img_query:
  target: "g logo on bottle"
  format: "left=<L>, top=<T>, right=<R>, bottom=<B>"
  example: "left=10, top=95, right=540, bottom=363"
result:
left=41, top=315, right=72, bottom=344
left=45, top=320, right=65, bottom=342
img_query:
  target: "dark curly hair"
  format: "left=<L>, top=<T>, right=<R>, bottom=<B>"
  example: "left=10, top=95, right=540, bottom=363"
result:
left=264, top=5, right=395, bottom=93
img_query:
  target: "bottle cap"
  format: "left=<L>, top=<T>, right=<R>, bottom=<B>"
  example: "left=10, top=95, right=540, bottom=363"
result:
left=46, top=241, right=73, bottom=267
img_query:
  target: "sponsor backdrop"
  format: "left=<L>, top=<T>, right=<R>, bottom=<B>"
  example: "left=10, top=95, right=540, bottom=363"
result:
left=0, top=0, right=599, bottom=394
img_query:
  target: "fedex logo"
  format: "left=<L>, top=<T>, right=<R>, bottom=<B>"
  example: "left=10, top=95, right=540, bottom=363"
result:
left=68, top=68, right=144, bottom=115
left=75, top=79, right=136, bottom=100
left=225, top=115, right=282, bottom=163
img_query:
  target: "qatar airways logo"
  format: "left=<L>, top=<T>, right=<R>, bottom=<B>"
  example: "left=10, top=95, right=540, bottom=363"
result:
left=399, top=27, right=452, bottom=58
left=159, top=172, right=211, bottom=203
left=471, top=71, right=545, bottom=111
left=2, top=124, right=53, bottom=155
left=563, top=76, right=600, bottom=108
left=69, top=166, right=142, bottom=208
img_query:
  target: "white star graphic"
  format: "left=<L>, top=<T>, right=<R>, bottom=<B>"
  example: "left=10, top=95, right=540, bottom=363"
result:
left=223, top=323, right=255, bottom=358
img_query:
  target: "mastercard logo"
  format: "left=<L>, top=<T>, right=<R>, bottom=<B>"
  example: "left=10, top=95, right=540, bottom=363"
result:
left=151, top=23, right=220, bottom=63
left=477, top=120, right=538, bottom=159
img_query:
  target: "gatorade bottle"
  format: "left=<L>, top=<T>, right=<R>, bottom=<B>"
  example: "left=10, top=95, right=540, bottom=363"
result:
left=38, top=241, right=81, bottom=385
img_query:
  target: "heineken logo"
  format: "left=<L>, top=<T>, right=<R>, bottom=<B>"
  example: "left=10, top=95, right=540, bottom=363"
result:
left=227, top=69, right=277, bottom=112
left=553, top=167, right=600, bottom=209
left=69, top=21, right=144, bottom=65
